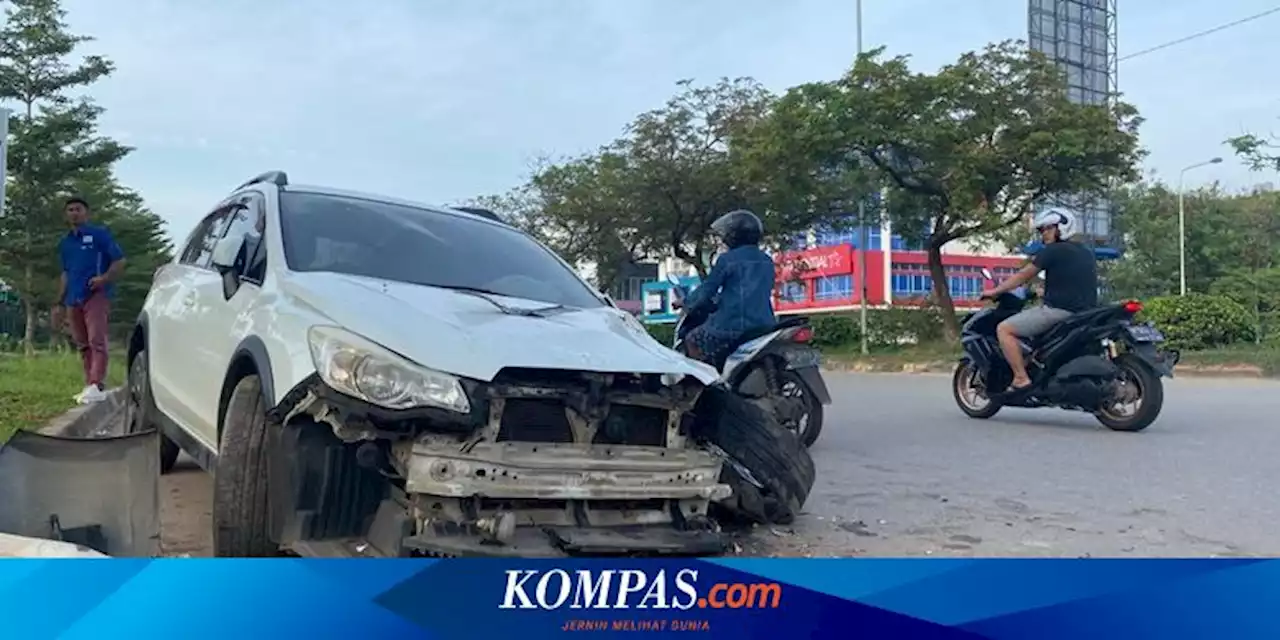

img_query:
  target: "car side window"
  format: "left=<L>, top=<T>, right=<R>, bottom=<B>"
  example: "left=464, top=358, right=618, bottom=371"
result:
left=178, top=208, right=233, bottom=268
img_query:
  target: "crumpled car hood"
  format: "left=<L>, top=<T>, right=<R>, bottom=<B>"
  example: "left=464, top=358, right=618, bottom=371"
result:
left=283, top=272, right=719, bottom=384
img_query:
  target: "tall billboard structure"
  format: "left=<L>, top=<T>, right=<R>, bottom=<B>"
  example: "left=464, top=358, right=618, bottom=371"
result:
left=1027, top=0, right=1122, bottom=258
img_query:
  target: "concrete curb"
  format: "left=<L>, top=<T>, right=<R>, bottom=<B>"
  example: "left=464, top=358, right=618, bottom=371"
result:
left=822, top=361, right=1270, bottom=378
left=37, top=387, right=128, bottom=438
left=823, top=361, right=956, bottom=375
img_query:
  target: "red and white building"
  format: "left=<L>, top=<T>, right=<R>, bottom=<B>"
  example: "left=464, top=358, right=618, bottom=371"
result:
left=641, top=223, right=1027, bottom=323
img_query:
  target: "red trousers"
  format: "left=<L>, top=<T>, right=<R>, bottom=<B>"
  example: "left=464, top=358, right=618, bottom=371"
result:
left=68, top=292, right=111, bottom=387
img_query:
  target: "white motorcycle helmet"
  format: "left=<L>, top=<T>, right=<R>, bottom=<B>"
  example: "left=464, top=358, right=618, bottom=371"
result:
left=1032, top=206, right=1079, bottom=241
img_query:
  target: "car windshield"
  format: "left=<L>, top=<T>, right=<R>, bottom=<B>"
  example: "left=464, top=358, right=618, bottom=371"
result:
left=278, top=191, right=604, bottom=309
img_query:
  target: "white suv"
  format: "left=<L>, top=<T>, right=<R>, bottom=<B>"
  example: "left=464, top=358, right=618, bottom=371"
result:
left=127, top=171, right=814, bottom=557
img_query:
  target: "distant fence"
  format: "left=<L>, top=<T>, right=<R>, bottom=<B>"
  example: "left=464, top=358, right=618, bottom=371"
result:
left=1, top=303, right=21, bottom=349
left=0, top=301, right=132, bottom=349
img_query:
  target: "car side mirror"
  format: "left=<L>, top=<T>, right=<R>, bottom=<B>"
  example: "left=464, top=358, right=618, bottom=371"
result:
left=211, top=233, right=247, bottom=300
left=211, top=233, right=245, bottom=273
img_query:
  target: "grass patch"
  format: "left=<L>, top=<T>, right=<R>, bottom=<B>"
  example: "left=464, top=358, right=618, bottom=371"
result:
left=0, top=350, right=125, bottom=444
left=1176, top=346, right=1280, bottom=376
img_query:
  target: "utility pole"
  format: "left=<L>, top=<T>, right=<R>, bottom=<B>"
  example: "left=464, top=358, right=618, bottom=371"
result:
left=855, top=0, right=869, bottom=355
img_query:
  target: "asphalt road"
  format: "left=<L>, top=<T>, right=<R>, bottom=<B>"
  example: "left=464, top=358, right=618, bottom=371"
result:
left=157, top=372, right=1280, bottom=558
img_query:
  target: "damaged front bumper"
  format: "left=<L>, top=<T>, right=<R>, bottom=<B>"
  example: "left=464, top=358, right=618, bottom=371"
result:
left=402, top=440, right=730, bottom=501
left=265, top=370, right=734, bottom=557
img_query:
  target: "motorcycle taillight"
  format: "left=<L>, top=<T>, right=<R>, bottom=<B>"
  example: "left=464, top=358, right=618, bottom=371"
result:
left=791, top=326, right=813, bottom=343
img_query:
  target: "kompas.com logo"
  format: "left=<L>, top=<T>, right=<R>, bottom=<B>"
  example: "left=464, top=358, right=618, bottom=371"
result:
left=498, top=568, right=783, bottom=610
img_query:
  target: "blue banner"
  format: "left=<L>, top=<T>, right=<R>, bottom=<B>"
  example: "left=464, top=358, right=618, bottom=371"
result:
left=3, top=558, right=1275, bottom=638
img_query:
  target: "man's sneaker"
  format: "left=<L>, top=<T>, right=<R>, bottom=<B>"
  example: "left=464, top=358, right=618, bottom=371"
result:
left=77, top=385, right=108, bottom=405
left=72, top=385, right=93, bottom=403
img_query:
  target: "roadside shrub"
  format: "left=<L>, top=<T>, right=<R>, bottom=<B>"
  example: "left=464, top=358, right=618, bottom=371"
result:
left=1141, top=293, right=1255, bottom=350
left=868, top=307, right=945, bottom=345
left=642, top=307, right=954, bottom=353
left=1267, top=313, right=1280, bottom=348
left=808, top=314, right=859, bottom=349
left=645, top=322, right=676, bottom=346
left=806, top=308, right=945, bottom=350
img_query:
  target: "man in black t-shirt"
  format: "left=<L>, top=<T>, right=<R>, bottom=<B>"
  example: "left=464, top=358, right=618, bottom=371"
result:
left=981, top=208, right=1098, bottom=393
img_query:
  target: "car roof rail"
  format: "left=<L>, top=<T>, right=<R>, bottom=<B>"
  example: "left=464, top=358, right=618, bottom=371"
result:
left=235, top=170, right=289, bottom=192
left=453, top=206, right=504, bottom=223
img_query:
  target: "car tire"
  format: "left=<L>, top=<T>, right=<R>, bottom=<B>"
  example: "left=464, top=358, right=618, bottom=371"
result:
left=695, top=386, right=815, bottom=525
left=126, top=348, right=180, bottom=474
left=213, top=374, right=277, bottom=557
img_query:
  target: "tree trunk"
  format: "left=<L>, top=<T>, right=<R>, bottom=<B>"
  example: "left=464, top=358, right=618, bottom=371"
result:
left=926, top=243, right=960, bottom=343
left=674, top=245, right=709, bottom=279
left=21, top=264, right=36, bottom=357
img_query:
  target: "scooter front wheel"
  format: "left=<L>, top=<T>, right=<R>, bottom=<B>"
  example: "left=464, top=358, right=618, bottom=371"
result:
left=953, top=361, right=1002, bottom=419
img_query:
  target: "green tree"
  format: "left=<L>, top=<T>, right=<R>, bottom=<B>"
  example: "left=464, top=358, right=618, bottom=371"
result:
left=0, top=0, right=126, bottom=355
left=1208, top=188, right=1280, bottom=344
left=481, top=78, right=846, bottom=285
left=614, top=77, right=775, bottom=277
left=473, top=153, right=648, bottom=293
left=1228, top=126, right=1280, bottom=173
left=759, top=41, right=1143, bottom=339
left=1105, top=182, right=1260, bottom=299
left=1212, top=268, right=1280, bottom=345
left=1104, top=182, right=1280, bottom=345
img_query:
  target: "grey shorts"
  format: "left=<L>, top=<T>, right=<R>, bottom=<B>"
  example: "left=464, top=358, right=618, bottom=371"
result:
left=1001, top=305, right=1074, bottom=337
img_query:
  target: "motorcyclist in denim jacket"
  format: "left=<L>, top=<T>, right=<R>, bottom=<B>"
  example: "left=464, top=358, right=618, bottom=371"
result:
left=679, top=210, right=777, bottom=366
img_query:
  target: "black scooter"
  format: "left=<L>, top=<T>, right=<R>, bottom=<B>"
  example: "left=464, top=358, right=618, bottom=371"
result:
left=665, top=274, right=831, bottom=447
left=953, top=269, right=1179, bottom=432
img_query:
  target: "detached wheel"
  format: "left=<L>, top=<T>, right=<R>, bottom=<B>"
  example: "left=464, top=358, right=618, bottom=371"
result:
left=953, top=361, right=1002, bottom=419
left=1096, top=354, right=1164, bottom=432
left=213, top=375, right=277, bottom=557
left=696, top=387, right=815, bottom=525
left=125, top=348, right=180, bottom=474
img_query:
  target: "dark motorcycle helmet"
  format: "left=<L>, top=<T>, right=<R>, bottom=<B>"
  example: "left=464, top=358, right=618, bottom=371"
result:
left=709, top=209, right=764, bottom=249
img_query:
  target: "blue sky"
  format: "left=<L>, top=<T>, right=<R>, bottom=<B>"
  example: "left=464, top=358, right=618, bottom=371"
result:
left=60, top=0, right=1280, bottom=239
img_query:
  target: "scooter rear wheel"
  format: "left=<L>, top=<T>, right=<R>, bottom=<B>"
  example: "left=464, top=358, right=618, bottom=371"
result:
left=1095, top=354, right=1163, bottom=432
left=953, top=361, right=1002, bottom=419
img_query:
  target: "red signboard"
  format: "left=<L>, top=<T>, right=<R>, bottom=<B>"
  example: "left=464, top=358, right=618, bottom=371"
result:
left=775, top=244, right=854, bottom=281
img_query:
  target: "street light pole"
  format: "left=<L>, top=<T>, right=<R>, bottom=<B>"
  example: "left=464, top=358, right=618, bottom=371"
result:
left=1177, top=157, right=1222, bottom=296
left=856, top=0, right=869, bottom=355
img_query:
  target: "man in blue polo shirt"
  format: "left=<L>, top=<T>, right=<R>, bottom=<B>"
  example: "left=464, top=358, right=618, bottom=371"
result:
left=54, top=197, right=125, bottom=404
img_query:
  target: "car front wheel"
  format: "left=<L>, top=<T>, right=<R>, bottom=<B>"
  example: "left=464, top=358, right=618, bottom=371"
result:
left=212, top=374, right=278, bottom=557
left=125, top=348, right=180, bottom=474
